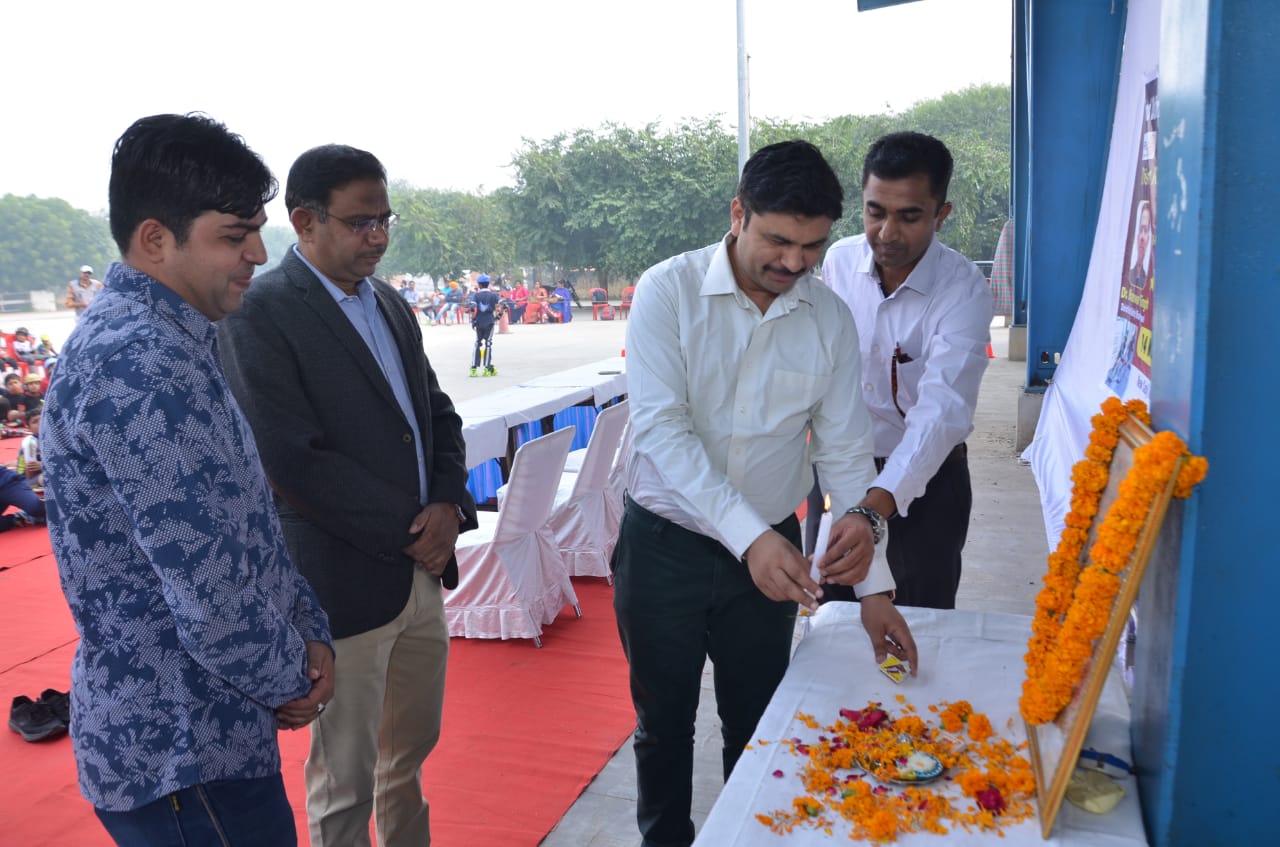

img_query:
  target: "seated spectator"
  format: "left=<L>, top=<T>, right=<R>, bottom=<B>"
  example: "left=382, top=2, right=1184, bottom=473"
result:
left=0, top=465, right=45, bottom=531
left=0, top=331, right=18, bottom=372
left=17, top=408, right=41, bottom=487
left=510, top=281, right=530, bottom=324
left=3, top=373, right=26, bottom=424
left=551, top=282, right=573, bottom=323
left=37, top=336, right=58, bottom=358
left=443, top=282, right=464, bottom=324
left=9, top=374, right=44, bottom=424
left=11, top=328, right=40, bottom=365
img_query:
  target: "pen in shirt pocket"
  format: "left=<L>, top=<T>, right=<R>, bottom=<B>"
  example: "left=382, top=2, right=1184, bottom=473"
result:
left=893, top=343, right=914, bottom=364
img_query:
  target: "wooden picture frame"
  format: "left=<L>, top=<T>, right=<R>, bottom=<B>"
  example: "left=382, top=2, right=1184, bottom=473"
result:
left=1026, top=414, right=1185, bottom=838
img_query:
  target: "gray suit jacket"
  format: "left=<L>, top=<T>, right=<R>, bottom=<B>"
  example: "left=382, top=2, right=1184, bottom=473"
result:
left=219, top=248, right=477, bottom=639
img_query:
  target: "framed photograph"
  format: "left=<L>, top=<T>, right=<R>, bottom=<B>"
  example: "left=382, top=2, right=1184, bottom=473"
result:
left=1026, top=414, right=1186, bottom=837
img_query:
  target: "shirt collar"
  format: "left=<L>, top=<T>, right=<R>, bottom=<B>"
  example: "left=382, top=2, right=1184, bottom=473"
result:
left=860, top=236, right=944, bottom=296
left=292, top=244, right=372, bottom=304
left=105, top=261, right=218, bottom=346
left=701, top=233, right=814, bottom=313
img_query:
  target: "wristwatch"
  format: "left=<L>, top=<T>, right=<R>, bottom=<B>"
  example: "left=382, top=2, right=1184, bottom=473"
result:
left=845, top=506, right=887, bottom=545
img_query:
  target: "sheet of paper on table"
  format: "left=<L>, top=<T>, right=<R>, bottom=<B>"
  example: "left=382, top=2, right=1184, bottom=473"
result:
left=694, top=604, right=1149, bottom=846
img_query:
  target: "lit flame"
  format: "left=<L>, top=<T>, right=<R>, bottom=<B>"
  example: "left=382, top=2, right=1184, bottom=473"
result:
left=823, top=494, right=831, bottom=512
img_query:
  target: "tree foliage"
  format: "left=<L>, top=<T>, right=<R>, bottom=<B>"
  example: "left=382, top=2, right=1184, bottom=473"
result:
left=0, top=195, right=116, bottom=295
left=506, top=84, right=1010, bottom=281
left=2, top=85, right=1009, bottom=294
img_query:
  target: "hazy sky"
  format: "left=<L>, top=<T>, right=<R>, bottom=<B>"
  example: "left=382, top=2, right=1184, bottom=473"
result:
left=2, top=0, right=1011, bottom=222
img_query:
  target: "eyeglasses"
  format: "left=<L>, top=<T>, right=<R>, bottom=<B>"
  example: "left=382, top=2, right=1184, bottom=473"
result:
left=315, top=208, right=399, bottom=236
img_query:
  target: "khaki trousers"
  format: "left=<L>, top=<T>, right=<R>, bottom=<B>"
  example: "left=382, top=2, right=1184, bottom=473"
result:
left=306, top=568, right=449, bottom=847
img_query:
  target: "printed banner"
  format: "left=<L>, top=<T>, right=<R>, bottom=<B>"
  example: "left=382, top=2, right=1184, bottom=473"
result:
left=1105, top=77, right=1158, bottom=400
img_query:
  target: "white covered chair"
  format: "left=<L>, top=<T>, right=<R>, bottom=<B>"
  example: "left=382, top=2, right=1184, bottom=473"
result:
left=603, top=413, right=633, bottom=534
left=444, top=427, right=580, bottom=646
left=545, top=401, right=630, bottom=581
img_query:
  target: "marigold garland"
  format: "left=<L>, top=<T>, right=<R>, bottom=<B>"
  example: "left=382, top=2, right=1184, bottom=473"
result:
left=755, top=700, right=1035, bottom=841
left=1020, top=399, right=1208, bottom=725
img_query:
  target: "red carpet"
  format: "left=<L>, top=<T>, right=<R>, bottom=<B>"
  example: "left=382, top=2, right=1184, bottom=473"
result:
left=0, top=523, right=634, bottom=847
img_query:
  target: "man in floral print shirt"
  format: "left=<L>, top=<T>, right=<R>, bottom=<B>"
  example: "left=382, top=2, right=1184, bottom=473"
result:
left=41, top=113, right=333, bottom=847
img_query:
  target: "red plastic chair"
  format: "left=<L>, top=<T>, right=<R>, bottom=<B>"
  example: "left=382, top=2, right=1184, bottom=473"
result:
left=618, top=286, right=636, bottom=319
left=589, top=288, right=610, bottom=320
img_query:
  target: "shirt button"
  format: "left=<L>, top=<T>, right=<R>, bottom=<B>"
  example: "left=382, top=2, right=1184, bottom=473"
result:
left=402, top=433, right=413, bottom=443
left=872, top=344, right=880, bottom=353
left=865, top=383, right=874, bottom=392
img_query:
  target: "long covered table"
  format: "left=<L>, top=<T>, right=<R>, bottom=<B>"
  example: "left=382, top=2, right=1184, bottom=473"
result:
left=516, top=356, right=627, bottom=406
left=695, top=604, right=1148, bottom=846
left=456, top=357, right=628, bottom=501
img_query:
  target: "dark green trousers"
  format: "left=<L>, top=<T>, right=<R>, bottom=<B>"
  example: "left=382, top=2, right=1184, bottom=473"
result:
left=612, top=496, right=799, bottom=847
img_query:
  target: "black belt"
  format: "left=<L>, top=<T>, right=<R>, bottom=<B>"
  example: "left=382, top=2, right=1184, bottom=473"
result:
left=874, top=442, right=967, bottom=473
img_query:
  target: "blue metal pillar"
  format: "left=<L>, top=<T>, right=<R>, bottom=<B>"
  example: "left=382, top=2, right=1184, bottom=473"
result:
left=1011, top=0, right=1029, bottom=329
left=1020, top=0, right=1126, bottom=388
left=1133, top=1, right=1280, bottom=842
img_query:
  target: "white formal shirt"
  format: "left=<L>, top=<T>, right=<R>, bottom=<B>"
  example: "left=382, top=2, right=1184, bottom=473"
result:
left=625, top=235, right=895, bottom=597
left=822, top=235, right=993, bottom=516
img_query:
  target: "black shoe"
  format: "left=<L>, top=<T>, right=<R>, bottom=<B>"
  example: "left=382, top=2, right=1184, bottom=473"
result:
left=8, top=695, right=67, bottom=742
left=37, top=689, right=70, bottom=726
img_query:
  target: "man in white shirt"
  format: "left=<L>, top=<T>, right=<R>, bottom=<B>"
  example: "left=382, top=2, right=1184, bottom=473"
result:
left=821, top=131, right=993, bottom=610
left=616, top=140, right=917, bottom=847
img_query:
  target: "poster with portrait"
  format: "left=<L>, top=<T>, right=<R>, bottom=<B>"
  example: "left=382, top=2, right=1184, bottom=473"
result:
left=1105, top=77, right=1158, bottom=400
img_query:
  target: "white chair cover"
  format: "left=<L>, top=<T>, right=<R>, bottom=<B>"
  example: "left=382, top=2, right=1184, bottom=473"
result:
left=604, top=414, right=633, bottom=534
left=444, top=427, right=580, bottom=644
left=547, top=401, right=629, bottom=579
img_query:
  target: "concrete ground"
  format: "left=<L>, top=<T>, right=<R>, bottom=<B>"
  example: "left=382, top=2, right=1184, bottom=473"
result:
left=16, top=303, right=1047, bottom=847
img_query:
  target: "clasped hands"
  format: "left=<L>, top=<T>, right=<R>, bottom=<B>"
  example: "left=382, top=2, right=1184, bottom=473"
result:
left=743, top=514, right=918, bottom=675
left=275, top=640, right=335, bottom=730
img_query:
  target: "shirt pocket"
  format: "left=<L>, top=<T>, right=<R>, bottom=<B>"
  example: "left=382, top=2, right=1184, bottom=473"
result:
left=766, top=369, right=831, bottom=432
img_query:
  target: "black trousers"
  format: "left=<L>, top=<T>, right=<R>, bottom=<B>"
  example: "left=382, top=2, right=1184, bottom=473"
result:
left=818, top=444, right=972, bottom=609
left=472, top=322, right=495, bottom=369
left=613, top=496, right=799, bottom=847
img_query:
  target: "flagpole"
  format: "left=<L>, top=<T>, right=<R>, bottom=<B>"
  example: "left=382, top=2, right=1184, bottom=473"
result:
left=736, top=0, right=750, bottom=175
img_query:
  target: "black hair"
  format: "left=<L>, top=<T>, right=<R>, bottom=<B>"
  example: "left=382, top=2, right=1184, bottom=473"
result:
left=108, top=113, right=277, bottom=253
left=736, top=140, right=843, bottom=223
left=284, top=145, right=387, bottom=213
left=861, top=131, right=954, bottom=207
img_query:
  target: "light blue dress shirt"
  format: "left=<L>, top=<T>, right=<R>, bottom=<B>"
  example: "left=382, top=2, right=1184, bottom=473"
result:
left=293, top=246, right=428, bottom=504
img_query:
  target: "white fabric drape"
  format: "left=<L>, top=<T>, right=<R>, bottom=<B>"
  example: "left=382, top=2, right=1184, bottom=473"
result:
left=1022, top=0, right=1161, bottom=545
left=444, top=427, right=580, bottom=642
left=547, top=401, right=630, bottom=579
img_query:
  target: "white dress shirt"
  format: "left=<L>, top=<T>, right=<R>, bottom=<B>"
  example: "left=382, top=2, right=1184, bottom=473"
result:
left=822, top=235, right=993, bottom=516
left=625, top=235, right=895, bottom=597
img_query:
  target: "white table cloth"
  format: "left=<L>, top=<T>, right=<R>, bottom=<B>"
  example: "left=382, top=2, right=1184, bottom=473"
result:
left=455, top=384, right=593, bottom=429
left=460, top=413, right=508, bottom=469
left=517, top=356, right=627, bottom=406
left=694, top=604, right=1148, bottom=846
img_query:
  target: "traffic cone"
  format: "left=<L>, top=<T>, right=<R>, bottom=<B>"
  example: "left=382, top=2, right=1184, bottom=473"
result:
left=986, top=343, right=995, bottom=359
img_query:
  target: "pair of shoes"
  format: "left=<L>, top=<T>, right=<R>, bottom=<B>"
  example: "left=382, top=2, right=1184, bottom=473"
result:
left=468, top=367, right=478, bottom=378
left=8, top=690, right=69, bottom=742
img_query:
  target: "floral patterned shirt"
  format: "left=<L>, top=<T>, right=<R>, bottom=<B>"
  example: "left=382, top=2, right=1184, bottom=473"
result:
left=42, top=262, right=332, bottom=812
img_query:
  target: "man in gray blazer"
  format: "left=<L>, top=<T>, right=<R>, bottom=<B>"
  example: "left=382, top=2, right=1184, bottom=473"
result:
left=219, top=144, right=477, bottom=847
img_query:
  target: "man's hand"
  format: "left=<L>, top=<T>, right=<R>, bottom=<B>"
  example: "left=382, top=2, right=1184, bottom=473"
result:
left=744, top=529, right=821, bottom=611
left=275, top=641, right=335, bottom=730
left=402, top=502, right=461, bottom=576
left=859, top=594, right=918, bottom=676
left=816, top=512, right=876, bottom=585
